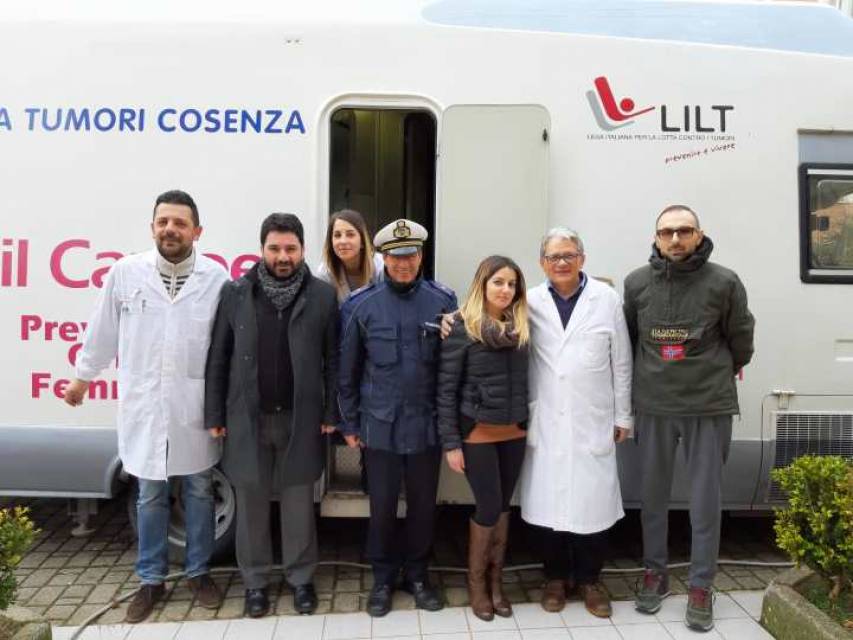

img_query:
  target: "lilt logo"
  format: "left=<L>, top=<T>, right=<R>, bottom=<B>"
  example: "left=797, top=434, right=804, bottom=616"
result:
left=587, top=76, right=655, bottom=131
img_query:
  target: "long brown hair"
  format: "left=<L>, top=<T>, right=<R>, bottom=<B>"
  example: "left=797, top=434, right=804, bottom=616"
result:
left=322, top=209, right=376, bottom=298
left=459, top=255, right=530, bottom=347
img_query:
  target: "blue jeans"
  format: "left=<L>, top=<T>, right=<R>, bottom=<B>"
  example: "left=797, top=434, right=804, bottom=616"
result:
left=136, top=470, right=214, bottom=585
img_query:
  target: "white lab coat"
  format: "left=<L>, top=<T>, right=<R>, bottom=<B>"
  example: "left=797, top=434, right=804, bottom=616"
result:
left=76, top=250, right=228, bottom=481
left=519, top=276, right=633, bottom=534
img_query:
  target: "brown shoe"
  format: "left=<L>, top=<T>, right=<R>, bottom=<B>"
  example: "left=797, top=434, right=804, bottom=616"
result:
left=579, top=582, right=612, bottom=618
left=541, top=579, right=567, bottom=612
left=468, top=519, right=495, bottom=621
left=488, top=512, right=512, bottom=618
left=188, top=574, right=223, bottom=609
left=126, top=583, right=165, bottom=623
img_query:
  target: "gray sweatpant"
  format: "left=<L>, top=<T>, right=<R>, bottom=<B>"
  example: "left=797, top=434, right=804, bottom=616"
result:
left=235, top=412, right=318, bottom=590
left=636, top=414, right=732, bottom=588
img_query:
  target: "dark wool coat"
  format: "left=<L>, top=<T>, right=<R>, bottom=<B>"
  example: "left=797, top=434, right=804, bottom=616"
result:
left=204, top=264, right=339, bottom=487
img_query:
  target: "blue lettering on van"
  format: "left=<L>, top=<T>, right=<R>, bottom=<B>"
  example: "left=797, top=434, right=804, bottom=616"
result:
left=17, top=107, right=306, bottom=135
left=0, top=108, right=11, bottom=131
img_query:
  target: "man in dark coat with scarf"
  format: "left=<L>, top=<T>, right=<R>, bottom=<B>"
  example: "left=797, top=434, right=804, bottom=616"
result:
left=205, top=213, right=339, bottom=618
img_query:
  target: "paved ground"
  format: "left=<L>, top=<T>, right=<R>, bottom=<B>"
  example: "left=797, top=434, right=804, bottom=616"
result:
left=7, top=494, right=789, bottom=629
left=51, top=594, right=773, bottom=640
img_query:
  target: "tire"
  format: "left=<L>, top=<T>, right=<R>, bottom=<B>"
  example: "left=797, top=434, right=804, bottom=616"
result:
left=126, top=467, right=237, bottom=563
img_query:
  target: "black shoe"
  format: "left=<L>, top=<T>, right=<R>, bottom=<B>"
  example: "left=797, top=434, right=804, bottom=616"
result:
left=367, top=584, right=393, bottom=617
left=293, top=583, right=318, bottom=615
left=405, top=580, right=443, bottom=611
left=244, top=588, right=270, bottom=618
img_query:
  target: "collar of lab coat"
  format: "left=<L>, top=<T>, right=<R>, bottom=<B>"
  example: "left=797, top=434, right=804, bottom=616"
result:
left=532, top=276, right=604, bottom=345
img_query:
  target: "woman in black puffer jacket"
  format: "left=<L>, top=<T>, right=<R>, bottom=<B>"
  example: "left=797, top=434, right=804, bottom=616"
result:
left=437, top=255, right=530, bottom=622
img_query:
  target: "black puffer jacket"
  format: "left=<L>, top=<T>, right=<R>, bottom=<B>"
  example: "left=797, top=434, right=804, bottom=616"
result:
left=436, top=318, right=529, bottom=450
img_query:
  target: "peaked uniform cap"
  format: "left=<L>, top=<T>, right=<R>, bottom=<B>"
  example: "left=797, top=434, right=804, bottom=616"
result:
left=374, top=219, right=428, bottom=255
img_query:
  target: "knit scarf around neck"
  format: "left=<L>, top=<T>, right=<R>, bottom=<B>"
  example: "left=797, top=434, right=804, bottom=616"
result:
left=257, top=260, right=306, bottom=311
left=480, top=315, right=519, bottom=350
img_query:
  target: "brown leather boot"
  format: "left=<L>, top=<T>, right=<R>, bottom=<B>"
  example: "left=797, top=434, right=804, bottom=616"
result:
left=541, top=579, right=567, bottom=612
left=579, top=582, right=612, bottom=618
left=488, top=512, right=512, bottom=617
left=468, top=518, right=495, bottom=621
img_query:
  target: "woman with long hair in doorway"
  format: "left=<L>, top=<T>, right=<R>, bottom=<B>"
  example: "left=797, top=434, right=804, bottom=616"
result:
left=436, top=255, right=530, bottom=621
left=316, top=209, right=384, bottom=303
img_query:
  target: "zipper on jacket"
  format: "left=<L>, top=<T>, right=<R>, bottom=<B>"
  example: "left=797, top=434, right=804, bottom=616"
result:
left=506, top=348, right=513, bottom=424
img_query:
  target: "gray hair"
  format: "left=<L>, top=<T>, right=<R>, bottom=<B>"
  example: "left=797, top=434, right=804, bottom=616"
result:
left=540, top=226, right=585, bottom=257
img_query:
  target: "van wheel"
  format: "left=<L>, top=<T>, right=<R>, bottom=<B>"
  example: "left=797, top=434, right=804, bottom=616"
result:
left=126, top=468, right=237, bottom=563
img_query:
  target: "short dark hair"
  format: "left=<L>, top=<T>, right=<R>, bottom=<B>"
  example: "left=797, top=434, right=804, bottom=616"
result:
left=260, top=213, right=304, bottom=247
left=153, top=190, right=199, bottom=226
left=656, top=204, right=700, bottom=229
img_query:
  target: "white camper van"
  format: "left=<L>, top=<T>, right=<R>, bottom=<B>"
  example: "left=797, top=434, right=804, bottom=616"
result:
left=1, top=0, right=852, bottom=556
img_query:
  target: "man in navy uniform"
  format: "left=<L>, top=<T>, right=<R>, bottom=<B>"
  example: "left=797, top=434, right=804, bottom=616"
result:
left=338, top=219, right=457, bottom=617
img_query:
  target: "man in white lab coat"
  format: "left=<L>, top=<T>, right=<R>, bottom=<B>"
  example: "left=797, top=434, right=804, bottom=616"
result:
left=64, top=190, right=228, bottom=623
left=519, top=227, right=633, bottom=618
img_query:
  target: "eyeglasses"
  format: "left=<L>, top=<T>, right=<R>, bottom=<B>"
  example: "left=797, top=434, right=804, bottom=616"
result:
left=655, top=226, right=696, bottom=241
left=543, top=252, right=581, bottom=265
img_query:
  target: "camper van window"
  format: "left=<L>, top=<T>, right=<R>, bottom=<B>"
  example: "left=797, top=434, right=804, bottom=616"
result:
left=801, top=165, right=853, bottom=283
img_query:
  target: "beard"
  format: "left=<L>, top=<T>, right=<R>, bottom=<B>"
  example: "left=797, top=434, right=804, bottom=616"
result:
left=266, top=256, right=303, bottom=279
left=156, top=235, right=193, bottom=262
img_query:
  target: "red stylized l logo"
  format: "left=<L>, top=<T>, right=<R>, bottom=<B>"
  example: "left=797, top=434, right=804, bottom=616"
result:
left=594, top=76, right=655, bottom=121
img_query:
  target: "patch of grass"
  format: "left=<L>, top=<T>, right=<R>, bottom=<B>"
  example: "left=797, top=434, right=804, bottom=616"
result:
left=0, top=614, right=24, bottom=640
left=796, top=575, right=853, bottom=629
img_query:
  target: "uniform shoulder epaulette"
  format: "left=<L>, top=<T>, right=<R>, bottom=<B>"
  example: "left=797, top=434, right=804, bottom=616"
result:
left=341, top=282, right=377, bottom=310
left=349, top=281, right=376, bottom=299
left=425, top=279, right=455, bottom=300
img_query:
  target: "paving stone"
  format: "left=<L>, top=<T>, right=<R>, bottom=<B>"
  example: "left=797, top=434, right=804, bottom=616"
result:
left=390, top=591, right=415, bottom=610
left=444, top=586, right=469, bottom=607
left=27, top=585, right=65, bottom=606
left=40, top=556, right=70, bottom=569
left=18, top=552, right=49, bottom=569
left=335, top=578, right=361, bottom=592
left=14, top=587, right=38, bottom=603
left=169, top=585, right=194, bottom=601
left=54, top=597, right=84, bottom=606
left=96, top=602, right=130, bottom=625
left=734, top=575, right=766, bottom=590
left=181, top=605, right=216, bottom=621
left=75, top=566, right=110, bottom=584
left=315, top=571, right=335, bottom=592
left=712, top=573, right=740, bottom=591
left=87, top=583, right=120, bottom=604
left=274, top=594, right=296, bottom=615
left=159, top=600, right=191, bottom=621
left=66, top=603, right=107, bottom=626
left=602, top=577, right=634, bottom=600
left=58, top=539, right=88, bottom=553
left=502, top=584, right=527, bottom=603
left=63, top=584, right=94, bottom=599
left=333, top=592, right=361, bottom=612
left=90, top=553, right=121, bottom=567
left=64, top=552, right=99, bottom=568
left=20, top=568, right=57, bottom=588
left=44, top=604, right=78, bottom=621
left=215, top=597, right=245, bottom=619
left=102, top=570, right=133, bottom=584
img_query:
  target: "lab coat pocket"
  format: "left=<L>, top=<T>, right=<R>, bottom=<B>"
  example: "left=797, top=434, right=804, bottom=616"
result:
left=186, top=305, right=213, bottom=379
left=580, top=333, right=610, bottom=370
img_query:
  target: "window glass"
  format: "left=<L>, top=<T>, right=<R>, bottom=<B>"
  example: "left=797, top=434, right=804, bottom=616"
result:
left=805, top=170, right=853, bottom=274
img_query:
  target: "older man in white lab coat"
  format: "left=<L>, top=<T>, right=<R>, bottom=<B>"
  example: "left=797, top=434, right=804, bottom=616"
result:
left=63, top=190, right=228, bottom=623
left=519, top=227, right=633, bottom=619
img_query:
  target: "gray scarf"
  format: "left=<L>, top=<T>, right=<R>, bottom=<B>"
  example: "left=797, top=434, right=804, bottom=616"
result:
left=257, top=260, right=306, bottom=311
left=481, top=315, right=520, bottom=350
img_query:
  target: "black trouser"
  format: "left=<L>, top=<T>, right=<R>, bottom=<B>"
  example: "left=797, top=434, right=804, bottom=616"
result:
left=364, top=446, right=442, bottom=587
left=462, top=438, right=526, bottom=526
left=532, top=524, right=609, bottom=586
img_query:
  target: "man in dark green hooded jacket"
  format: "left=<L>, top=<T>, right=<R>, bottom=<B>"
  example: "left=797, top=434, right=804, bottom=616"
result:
left=624, top=204, right=754, bottom=632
